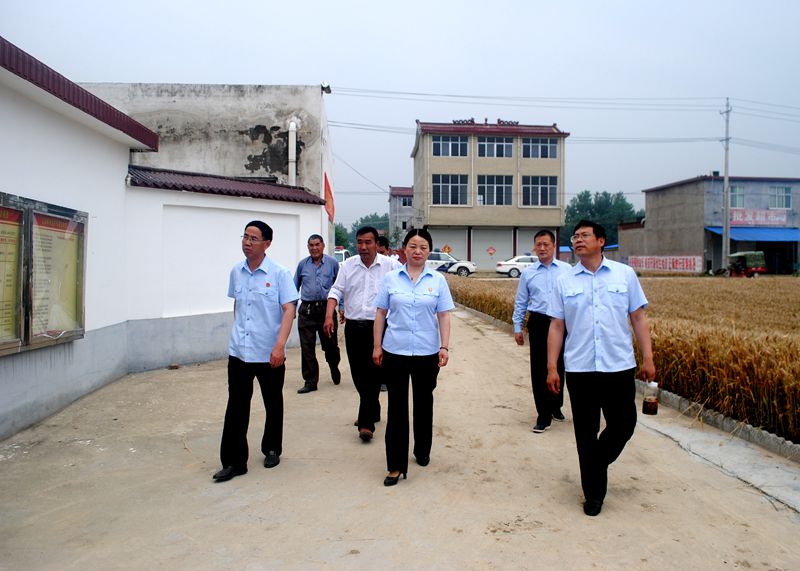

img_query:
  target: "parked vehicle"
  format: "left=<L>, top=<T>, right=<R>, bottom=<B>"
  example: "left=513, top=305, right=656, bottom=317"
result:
left=334, top=247, right=351, bottom=263
left=426, top=251, right=477, bottom=277
left=495, top=254, right=538, bottom=278
left=727, top=251, right=767, bottom=277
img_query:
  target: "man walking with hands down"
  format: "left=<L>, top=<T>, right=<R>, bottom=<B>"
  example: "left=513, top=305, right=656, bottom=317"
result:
left=325, top=226, right=401, bottom=442
left=294, top=234, right=341, bottom=394
left=546, top=220, right=655, bottom=516
left=213, top=221, right=298, bottom=483
left=512, top=230, right=571, bottom=433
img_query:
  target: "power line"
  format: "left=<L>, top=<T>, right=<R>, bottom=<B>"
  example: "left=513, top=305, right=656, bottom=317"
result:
left=332, top=152, right=389, bottom=194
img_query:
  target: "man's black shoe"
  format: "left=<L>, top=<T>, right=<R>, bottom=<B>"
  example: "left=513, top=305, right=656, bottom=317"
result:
left=212, top=465, right=247, bottom=482
left=331, top=369, right=341, bottom=385
left=583, top=499, right=603, bottom=516
left=552, top=410, right=567, bottom=422
left=264, top=451, right=280, bottom=468
left=297, top=384, right=317, bottom=394
left=532, top=423, right=550, bottom=433
left=416, top=456, right=430, bottom=467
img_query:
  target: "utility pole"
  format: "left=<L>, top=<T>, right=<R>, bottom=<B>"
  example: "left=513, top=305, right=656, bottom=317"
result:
left=721, top=98, right=732, bottom=270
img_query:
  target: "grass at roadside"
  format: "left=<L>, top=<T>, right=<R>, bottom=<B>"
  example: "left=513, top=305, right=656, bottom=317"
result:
left=446, top=275, right=800, bottom=444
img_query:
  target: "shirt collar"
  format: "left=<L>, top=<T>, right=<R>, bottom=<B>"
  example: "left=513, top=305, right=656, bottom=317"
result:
left=240, top=256, right=270, bottom=275
left=573, top=256, right=609, bottom=276
left=399, top=263, right=434, bottom=280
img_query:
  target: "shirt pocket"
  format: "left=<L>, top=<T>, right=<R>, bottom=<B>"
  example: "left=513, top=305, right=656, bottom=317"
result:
left=606, top=283, right=628, bottom=309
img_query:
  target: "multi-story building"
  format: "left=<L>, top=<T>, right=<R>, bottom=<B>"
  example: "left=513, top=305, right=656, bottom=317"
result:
left=619, top=174, right=799, bottom=274
left=411, top=118, right=568, bottom=269
left=388, top=185, right=414, bottom=242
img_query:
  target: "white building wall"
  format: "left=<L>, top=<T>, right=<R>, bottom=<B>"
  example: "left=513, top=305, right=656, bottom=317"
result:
left=0, top=81, right=130, bottom=331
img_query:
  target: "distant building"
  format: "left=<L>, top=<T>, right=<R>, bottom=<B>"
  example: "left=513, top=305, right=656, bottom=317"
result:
left=619, top=174, right=800, bottom=274
left=82, top=82, right=337, bottom=242
left=389, top=185, right=414, bottom=241
left=411, top=118, right=568, bottom=269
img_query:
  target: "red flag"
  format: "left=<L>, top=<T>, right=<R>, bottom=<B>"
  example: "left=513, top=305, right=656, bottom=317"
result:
left=323, top=172, right=335, bottom=222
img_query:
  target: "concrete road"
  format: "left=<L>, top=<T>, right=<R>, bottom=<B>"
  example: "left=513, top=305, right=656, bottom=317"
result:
left=1, top=308, right=799, bottom=570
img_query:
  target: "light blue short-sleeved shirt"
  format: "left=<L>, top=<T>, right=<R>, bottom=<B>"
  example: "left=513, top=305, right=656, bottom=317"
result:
left=374, top=265, right=455, bottom=356
left=547, top=257, right=648, bottom=373
left=228, top=257, right=299, bottom=363
left=512, top=258, right=572, bottom=333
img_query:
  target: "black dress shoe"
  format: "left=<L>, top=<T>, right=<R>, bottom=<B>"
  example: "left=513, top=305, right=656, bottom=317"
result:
left=297, top=384, right=317, bottom=394
left=331, top=369, right=341, bottom=385
left=416, top=456, right=430, bottom=467
left=583, top=499, right=603, bottom=516
left=383, top=472, right=407, bottom=486
left=212, top=465, right=247, bottom=482
left=264, top=451, right=280, bottom=468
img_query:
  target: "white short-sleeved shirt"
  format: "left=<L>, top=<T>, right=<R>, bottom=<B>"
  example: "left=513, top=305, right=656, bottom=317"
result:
left=547, top=257, right=648, bottom=373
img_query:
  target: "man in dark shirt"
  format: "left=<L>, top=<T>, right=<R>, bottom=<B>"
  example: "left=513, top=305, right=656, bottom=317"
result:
left=294, top=234, right=341, bottom=394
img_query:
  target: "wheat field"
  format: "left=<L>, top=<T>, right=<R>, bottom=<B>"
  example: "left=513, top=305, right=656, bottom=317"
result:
left=446, top=275, right=800, bottom=443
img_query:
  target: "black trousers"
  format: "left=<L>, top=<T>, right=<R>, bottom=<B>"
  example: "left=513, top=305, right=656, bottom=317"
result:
left=527, top=311, right=564, bottom=426
left=383, top=351, right=440, bottom=474
left=298, top=300, right=340, bottom=385
left=219, top=356, right=285, bottom=468
left=344, top=320, right=381, bottom=431
left=566, top=368, right=637, bottom=503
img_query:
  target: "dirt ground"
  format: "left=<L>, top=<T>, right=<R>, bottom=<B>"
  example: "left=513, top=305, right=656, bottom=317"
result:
left=1, top=308, right=799, bottom=570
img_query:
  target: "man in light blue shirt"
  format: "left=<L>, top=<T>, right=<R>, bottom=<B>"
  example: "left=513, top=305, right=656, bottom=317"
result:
left=294, top=234, right=340, bottom=394
left=546, top=220, right=655, bottom=516
left=512, top=230, right=571, bottom=433
left=213, top=221, right=299, bottom=483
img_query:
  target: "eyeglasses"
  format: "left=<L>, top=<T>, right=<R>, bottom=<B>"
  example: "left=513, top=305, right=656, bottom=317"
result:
left=570, top=232, right=594, bottom=244
left=241, top=234, right=265, bottom=243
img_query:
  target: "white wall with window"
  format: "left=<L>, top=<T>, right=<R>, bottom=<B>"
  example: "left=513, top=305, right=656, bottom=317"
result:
left=769, top=185, right=792, bottom=209
left=522, top=176, right=558, bottom=206
left=478, top=136, right=513, bottom=157
left=432, top=135, right=468, bottom=157
left=432, top=174, right=469, bottom=205
left=477, top=175, right=513, bottom=205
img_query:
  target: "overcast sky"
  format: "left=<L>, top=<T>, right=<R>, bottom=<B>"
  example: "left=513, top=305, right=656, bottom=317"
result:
left=4, top=0, right=800, bottom=228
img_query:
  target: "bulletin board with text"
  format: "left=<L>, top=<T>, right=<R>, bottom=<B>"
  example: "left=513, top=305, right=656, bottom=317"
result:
left=0, top=193, right=87, bottom=357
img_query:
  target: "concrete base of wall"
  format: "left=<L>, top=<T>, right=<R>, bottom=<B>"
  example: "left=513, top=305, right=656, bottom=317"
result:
left=0, top=311, right=246, bottom=440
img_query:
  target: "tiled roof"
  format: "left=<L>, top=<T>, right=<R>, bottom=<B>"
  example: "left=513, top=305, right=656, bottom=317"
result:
left=389, top=185, right=413, bottom=197
left=0, top=36, right=158, bottom=151
left=128, top=165, right=325, bottom=205
left=417, top=120, right=568, bottom=137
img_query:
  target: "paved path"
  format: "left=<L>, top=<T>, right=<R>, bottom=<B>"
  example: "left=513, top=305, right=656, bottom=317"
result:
left=1, top=309, right=799, bottom=570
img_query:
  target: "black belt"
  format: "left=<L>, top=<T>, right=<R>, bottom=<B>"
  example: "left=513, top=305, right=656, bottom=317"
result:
left=300, top=300, right=327, bottom=305
left=346, top=319, right=374, bottom=327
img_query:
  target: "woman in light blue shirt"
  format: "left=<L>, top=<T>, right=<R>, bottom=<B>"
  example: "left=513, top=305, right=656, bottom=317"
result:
left=373, top=229, right=455, bottom=486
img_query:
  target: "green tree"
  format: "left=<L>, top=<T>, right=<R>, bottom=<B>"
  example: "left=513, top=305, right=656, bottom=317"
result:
left=334, top=223, right=351, bottom=251
left=562, top=190, right=643, bottom=246
left=349, top=212, right=389, bottom=244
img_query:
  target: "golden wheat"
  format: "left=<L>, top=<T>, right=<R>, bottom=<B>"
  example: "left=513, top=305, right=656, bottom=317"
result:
left=446, top=275, right=800, bottom=443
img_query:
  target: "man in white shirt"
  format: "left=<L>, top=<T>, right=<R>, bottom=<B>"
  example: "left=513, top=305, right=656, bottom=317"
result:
left=325, top=226, right=401, bottom=442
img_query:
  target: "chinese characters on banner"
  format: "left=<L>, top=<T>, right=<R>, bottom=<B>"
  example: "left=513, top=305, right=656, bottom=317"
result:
left=730, top=209, right=786, bottom=226
left=32, top=213, right=84, bottom=338
left=628, top=256, right=704, bottom=273
left=0, top=206, right=21, bottom=342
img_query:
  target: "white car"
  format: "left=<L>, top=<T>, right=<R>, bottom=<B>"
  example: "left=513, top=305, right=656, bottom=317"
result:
left=495, top=255, right=538, bottom=278
left=426, top=252, right=477, bottom=277
left=333, top=249, right=351, bottom=263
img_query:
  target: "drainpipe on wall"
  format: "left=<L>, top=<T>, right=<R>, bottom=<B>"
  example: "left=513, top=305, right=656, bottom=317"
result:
left=288, top=120, right=297, bottom=186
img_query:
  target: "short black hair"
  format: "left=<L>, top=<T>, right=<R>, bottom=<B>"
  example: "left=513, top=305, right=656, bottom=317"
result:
left=402, top=228, right=433, bottom=250
left=245, top=220, right=272, bottom=241
left=533, top=229, right=555, bottom=243
left=307, top=234, right=324, bottom=244
left=377, top=236, right=390, bottom=248
left=356, top=226, right=379, bottom=242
